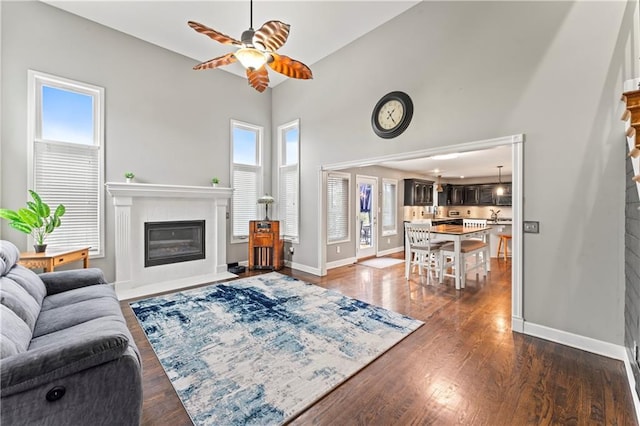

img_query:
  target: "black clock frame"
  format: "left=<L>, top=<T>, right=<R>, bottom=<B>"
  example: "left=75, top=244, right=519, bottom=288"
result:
left=371, top=91, right=414, bottom=139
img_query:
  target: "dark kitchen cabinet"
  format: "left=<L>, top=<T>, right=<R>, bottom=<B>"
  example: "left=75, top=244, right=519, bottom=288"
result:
left=464, top=186, right=479, bottom=205
left=437, top=185, right=450, bottom=206
left=478, top=184, right=495, bottom=205
left=450, top=186, right=464, bottom=205
left=404, top=179, right=433, bottom=206
left=494, top=183, right=512, bottom=206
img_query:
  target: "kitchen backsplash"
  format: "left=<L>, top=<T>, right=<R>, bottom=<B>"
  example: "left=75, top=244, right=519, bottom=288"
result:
left=403, top=205, right=513, bottom=221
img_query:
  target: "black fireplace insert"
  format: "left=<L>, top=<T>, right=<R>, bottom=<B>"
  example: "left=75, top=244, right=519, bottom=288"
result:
left=144, top=220, right=205, bottom=267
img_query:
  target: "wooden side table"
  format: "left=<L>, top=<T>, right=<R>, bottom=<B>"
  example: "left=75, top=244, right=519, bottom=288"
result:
left=18, top=247, right=90, bottom=272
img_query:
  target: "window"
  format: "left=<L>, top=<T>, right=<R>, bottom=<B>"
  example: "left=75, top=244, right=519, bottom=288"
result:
left=277, top=120, right=299, bottom=242
left=231, top=120, right=263, bottom=242
left=327, top=172, right=350, bottom=244
left=381, top=178, right=398, bottom=236
left=28, top=70, right=104, bottom=256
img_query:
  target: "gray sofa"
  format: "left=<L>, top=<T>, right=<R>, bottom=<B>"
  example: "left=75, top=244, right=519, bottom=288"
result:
left=0, top=240, right=142, bottom=425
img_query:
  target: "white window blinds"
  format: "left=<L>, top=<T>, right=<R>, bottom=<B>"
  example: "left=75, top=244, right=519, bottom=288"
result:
left=327, top=173, right=350, bottom=243
left=382, top=179, right=397, bottom=236
left=277, top=120, right=300, bottom=241
left=34, top=141, right=101, bottom=250
left=279, top=164, right=298, bottom=238
left=232, top=166, right=259, bottom=239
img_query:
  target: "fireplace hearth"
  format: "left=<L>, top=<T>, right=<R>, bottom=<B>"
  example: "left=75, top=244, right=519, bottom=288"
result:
left=144, top=220, right=205, bottom=267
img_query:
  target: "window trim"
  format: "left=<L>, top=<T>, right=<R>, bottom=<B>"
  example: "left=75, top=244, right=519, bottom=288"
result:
left=326, top=171, right=351, bottom=245
left=277, top=119, right=300, bottom=243
left=27, top=70, right=105, bottom=257
left=381, top=178, right=398, bottom=237
left=230, top=119, right=264, bottom=244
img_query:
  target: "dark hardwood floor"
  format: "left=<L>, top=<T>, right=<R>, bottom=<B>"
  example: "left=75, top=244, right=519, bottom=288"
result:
left=121, top=256, right=637, bottom=425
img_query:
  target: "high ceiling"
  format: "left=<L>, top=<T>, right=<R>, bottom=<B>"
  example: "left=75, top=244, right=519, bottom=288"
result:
left=43, top=0, right=420, bottom=87
left=42, top=0, right=512, bottom=178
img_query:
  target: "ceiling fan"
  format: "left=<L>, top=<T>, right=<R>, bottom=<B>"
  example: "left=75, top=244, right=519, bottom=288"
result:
left=188, top=0, right=313, bottom=93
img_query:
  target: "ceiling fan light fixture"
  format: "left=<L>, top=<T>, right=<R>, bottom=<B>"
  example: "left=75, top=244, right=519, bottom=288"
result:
left=235, top=47, right=268, bottom=71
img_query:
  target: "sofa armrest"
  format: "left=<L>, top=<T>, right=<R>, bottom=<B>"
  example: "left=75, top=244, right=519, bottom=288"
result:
left=1, top=331, right=132, bottom=396
left=39, top=268, right=108, bottom=295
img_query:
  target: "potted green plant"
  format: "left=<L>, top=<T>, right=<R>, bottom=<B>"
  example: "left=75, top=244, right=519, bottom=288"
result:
left=124, top=172, right=135, bottom=183
left=0, top=190, right=66, bottom=252
left=211, top=177, right=220, bottom=187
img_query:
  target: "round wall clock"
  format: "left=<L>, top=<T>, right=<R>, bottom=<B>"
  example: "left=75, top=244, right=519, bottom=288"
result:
left=371, top=91, right=413, bottom=139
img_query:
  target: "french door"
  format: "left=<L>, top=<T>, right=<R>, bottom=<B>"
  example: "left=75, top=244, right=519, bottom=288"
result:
left=356, top=175, right=378, bottom=259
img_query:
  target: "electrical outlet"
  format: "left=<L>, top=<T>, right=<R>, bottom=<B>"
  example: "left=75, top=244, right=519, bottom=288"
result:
left=289, top=246, right=294, bottom=255
left=336, top=246, right=341, bottom=254
left=523, top=221, right=540, bottom=233
left=387, top=238, right=391, bottom=244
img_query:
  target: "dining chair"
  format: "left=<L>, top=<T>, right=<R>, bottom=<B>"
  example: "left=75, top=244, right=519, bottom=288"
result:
left=404, top=221, right=443, bottom=283
left=439, top=219, right=490, bottom=288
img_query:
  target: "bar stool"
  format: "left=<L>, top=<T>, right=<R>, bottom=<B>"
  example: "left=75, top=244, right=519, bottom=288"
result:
left=497, top=234, right=512, bottom=260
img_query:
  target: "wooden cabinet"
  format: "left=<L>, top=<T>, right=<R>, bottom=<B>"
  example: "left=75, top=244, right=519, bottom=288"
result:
left=442, top=183, right=511, bottom=206
left=478, top=184, right=495, bottom=205
left=464, top=186, right=479, bottom=205
left=248, top=220, right=283, bottom=270
left=404, top=179, right=433, bottom=206
left=450, top=186, right=465, bottom=205
left=494, top=183, right=512, bottom=206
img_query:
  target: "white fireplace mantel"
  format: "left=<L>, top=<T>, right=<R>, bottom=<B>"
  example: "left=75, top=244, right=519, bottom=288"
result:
left=105, top=182, right=235, bottom=300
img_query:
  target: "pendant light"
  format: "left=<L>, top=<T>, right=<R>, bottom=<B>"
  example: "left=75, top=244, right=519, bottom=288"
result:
left=496, top=166, right=504, bottom=196
left=435, top=175, right=444, bottom=192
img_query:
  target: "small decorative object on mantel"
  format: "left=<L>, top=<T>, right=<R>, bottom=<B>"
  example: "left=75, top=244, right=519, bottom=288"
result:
left=211, top=177, right=220, bottom=187
left=0, top=190, right=66, bottom=253
left=124, top=172, right=135, bottom=183
left=257, top=195, right=275, bottom=220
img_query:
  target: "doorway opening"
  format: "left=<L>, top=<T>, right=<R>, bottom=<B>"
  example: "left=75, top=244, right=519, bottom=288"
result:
left=319, top=134, right=524, bottom=331
left=356, top=175, right=377, bottom=259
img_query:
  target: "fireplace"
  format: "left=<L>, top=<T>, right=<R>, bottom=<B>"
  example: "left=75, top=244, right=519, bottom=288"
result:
left=144, top=220, right=205, bottom=267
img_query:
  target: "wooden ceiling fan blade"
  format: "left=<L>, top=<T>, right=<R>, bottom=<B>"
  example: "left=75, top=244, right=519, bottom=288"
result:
left=246, top=67, right=269, bottom=93
left=253, top=20, right=290, bottom=52
left=188, top=21, right=242, bottom=46
left=193, top=53, right=237, bottom=70
left=268, top=54, right=313, bottom=80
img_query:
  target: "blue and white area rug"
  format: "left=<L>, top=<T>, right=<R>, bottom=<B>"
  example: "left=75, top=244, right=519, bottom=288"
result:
left=131, top=272, right=423, bottom=425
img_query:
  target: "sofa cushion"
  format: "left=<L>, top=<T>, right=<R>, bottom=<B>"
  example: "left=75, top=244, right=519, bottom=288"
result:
left=0, top=305, right=32, bottom=358
left=0, top=240, right=20, bottom=277
left=2, top=265, right=47, bottom=311
left=34, top=287, right=123, bottom=338
left=4, top=326, right=131, bottom=394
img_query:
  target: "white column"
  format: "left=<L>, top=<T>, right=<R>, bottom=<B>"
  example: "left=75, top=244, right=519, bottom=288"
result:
left=112, top=195, right=133, bottom=293
left=214, top=198, right=228, bottom=274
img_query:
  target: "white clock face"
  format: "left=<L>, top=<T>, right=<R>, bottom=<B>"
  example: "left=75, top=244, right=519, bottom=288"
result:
left=377, top=99, right=404, bottom=130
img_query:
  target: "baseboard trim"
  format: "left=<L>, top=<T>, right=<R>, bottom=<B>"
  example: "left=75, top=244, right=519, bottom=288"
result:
left=287, top=261, right=322, bottom=276
left=326, top=257, right=356, bottom=270
left=623, top=348, right=640, bottom=422
left=377, top=246, right=405, bottom=257
left=523, top=321, right=626, bottom=361
left=511, top=316, right=524, bottom=333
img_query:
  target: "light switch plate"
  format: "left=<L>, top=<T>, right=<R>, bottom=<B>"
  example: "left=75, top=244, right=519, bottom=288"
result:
left=523, top=221, right=539, bottom=233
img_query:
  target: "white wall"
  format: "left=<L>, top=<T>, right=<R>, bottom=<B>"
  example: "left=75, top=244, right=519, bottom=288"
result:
left=272, top=1, right=639, bottom=344
left=1, top=1, right=638, bottom=346
left=0, top=1, right=272, bottom=272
